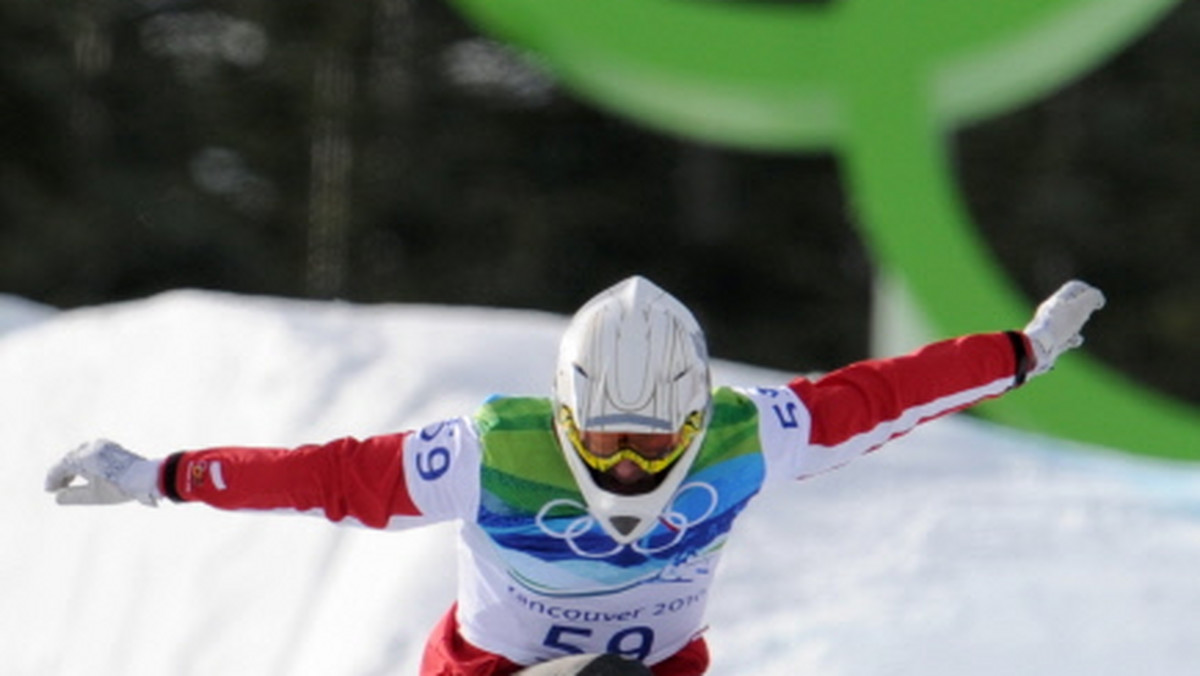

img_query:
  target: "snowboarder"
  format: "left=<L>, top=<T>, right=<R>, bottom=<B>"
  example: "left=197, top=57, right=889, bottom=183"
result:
left=45, top=276, right=1105, bottom=675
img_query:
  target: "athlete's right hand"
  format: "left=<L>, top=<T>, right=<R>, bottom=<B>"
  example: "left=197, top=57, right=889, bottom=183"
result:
left=45, top=439, right=161, bottom=506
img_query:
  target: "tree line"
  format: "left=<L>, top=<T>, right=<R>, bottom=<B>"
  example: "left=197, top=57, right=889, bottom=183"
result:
left=1, top=0, right=1195, bottom=403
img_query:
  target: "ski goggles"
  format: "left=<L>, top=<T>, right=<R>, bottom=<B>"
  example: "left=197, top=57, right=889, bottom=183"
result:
left=558, top=407, right=703, bottom=475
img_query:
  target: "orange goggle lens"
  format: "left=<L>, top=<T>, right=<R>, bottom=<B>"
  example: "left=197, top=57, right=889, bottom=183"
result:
left=560, top=408, right=702, bottom=474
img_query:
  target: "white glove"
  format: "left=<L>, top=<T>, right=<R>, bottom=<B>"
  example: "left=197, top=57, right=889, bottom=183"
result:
left=1023, top=280, right=1106, bottom=379
left=45, top=439, right=161, bottom=506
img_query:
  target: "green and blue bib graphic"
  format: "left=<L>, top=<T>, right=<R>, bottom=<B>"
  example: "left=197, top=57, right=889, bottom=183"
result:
left=475, top=391, right=766, bottom=596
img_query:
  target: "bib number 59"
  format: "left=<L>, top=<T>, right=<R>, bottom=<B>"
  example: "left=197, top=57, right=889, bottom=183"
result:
left=543, top=624, right=654, bottom=662
left=414, top=422, right=453, bottom=481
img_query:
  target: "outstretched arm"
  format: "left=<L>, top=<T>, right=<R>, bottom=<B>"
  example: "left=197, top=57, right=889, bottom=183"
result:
left=772, top=280, right=1104, bottom=478
left=46, top=418, right=481, bottom=529
left=157, top=435, right=422, bottom=527
left=790, top=332, right=1024, bottom=466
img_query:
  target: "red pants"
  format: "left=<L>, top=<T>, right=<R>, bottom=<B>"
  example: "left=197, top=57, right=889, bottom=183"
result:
left=420, top=605, right=710, bottom=676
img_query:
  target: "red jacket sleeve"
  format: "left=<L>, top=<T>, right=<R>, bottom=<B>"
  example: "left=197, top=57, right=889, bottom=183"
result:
left=158, top=433, right=422, bottom=528
left=788, top=331, right=1031, bottom=459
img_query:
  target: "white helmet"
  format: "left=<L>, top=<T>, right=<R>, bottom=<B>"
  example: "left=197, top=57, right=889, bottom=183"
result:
left=553, top=276, right=712, bottom=545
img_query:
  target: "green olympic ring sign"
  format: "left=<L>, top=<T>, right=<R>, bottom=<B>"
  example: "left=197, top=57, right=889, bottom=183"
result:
left=449, top=0, right=1198, bottom=461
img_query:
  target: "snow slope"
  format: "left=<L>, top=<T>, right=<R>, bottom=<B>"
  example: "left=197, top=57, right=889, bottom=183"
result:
left=2, top=291, right=1198, bottom=675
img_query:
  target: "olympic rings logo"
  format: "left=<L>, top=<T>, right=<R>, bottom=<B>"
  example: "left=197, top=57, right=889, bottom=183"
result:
left=535, top=482, right=719, bottom=558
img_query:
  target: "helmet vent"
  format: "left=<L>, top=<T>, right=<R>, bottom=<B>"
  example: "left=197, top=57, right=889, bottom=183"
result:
left=608, top=516, right=641, bottom=537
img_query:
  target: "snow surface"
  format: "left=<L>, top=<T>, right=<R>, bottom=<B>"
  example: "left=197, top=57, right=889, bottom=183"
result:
left=3, top=290, right=1199, bottom=676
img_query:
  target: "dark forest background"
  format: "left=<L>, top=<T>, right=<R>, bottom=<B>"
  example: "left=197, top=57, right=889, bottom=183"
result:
left=1, top=0, right=1196, bottom=404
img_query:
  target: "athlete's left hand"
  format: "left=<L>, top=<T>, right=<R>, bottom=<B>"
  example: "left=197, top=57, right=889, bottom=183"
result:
left=1023, top=280, right=1106, bottom=378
